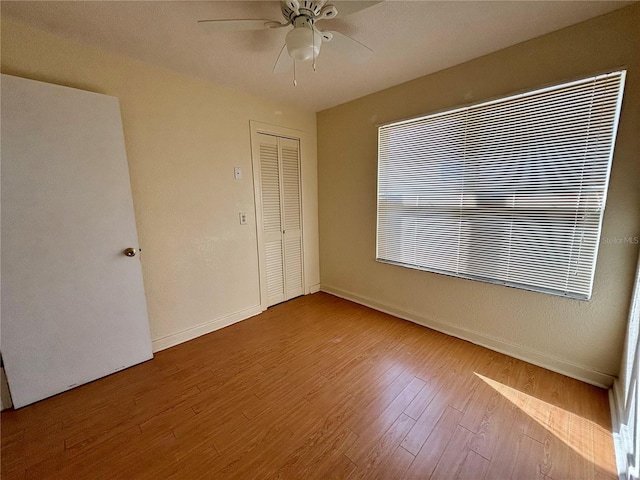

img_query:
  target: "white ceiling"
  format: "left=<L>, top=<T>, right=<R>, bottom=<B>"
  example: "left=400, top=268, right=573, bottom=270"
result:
left=1, top=1, right=633, bottom=112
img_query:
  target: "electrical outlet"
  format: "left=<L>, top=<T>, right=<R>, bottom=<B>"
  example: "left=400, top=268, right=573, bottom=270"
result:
left=239, top=212, right=248, bottom=225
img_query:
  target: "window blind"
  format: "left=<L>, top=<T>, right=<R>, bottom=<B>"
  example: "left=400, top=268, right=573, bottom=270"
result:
left=377, top=71, right=626, bottom=300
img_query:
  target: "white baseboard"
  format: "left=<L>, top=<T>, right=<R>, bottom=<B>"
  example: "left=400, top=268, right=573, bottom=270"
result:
left=152, top=304, right=263, bottom=353
left=308, top=283, right=321, bottom=294
left=320, top=285, right=615, bottom=388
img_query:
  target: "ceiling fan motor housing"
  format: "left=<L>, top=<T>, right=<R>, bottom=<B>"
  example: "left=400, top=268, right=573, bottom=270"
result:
left=281, top=0, right=325, bottom=22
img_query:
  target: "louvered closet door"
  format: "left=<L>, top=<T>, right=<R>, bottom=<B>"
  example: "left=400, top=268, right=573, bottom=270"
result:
left=280, top=137, right=304, bottom=300
left=259, top=134, right=286, bottom=306
left=258, top=133, right=304, bottom=307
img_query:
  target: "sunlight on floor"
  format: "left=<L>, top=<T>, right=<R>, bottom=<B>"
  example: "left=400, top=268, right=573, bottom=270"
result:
left=475, top=372, right=616, bottom=476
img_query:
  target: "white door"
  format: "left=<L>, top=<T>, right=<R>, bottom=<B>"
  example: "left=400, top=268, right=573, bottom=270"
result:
left=1, top=74, right=153, bottom=408
left=256, top=133, right=304, bottom=307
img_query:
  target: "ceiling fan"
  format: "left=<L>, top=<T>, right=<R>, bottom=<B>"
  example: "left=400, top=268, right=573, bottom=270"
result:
left=198, top=1, right=378, bottom=84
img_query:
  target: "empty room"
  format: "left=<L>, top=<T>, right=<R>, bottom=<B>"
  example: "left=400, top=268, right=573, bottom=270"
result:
left=1, top=1, right=639, bottom=478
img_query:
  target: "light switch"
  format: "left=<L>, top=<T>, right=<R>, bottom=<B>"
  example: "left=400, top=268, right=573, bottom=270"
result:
left=239, top=212, right=248, bottom=225
left=234, top=167, right=242, bottom=180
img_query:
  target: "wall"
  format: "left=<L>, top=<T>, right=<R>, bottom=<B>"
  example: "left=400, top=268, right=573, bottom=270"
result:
left=1, top=18, right=319, bottom=351
left=318, top=3, right=640, bottom=387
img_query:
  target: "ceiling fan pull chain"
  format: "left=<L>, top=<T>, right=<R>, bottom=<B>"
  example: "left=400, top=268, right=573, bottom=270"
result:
left=293, top=60, right=298, bottom=86
left=312, top=27, right=317, bottom=71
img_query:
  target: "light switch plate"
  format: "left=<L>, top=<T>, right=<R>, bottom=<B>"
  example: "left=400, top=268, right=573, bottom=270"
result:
left=234, top=167, right=242, bottom=180
left=239, top=212, right=248, bottom=225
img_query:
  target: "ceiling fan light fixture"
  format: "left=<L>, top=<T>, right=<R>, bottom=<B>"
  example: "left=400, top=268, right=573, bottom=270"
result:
left=286, top=26, right=322, bottom=62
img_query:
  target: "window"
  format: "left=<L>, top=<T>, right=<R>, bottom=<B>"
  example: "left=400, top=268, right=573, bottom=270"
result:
left=377, top=71, right=626, bottom=300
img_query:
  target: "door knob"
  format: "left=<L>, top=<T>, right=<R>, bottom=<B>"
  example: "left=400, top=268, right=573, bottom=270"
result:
left=123, top=247, right=137, bottom=257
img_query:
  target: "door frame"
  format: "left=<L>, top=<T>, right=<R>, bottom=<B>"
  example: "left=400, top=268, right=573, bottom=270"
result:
left=250, top=121, right=307, bottom=311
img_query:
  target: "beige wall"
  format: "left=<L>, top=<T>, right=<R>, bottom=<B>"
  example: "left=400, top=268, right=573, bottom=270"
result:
left=318, top=4, right=640, bottom=387
left=1, top=18, right=319, bottom=350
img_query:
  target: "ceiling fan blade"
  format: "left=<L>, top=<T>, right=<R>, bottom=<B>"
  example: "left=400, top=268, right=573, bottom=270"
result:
left=324, top=30, right=373, bottom=64
left=198, top=19, right=284, bottom=33
left=273, top=44, right=293, bottom=74
left=331, top=1, right=381, bottom=17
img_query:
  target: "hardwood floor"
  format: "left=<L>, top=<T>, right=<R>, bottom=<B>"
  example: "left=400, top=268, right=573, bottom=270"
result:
left=1, top=293, right=617, bottom=479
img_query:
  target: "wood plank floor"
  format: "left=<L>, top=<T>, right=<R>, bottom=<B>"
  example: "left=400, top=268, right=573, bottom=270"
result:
left=1, top=293, right=617, bottom=479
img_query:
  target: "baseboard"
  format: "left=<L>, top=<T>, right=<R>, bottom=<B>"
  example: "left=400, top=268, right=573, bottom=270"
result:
left=609, top=382, right=627, bottom=480
left=308, top=283, right=321, bottom=294
left=320, top=284, right=615, bottom=388
left=152, top=304, right=263, bottom=353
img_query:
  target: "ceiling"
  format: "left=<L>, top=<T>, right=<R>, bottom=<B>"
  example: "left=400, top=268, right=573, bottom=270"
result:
left=1, top=1, right=634, bottom=112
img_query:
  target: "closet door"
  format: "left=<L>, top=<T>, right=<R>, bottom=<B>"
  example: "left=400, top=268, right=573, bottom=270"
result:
left=257, top=133, right=304, bottom=307
left=280, top=138, right=304, bottom=300
left=259, top=134, right=286, bottom=306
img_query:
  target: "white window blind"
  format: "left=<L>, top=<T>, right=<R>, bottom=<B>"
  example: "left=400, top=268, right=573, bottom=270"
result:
left=377, top=71, right=626, bottom=300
